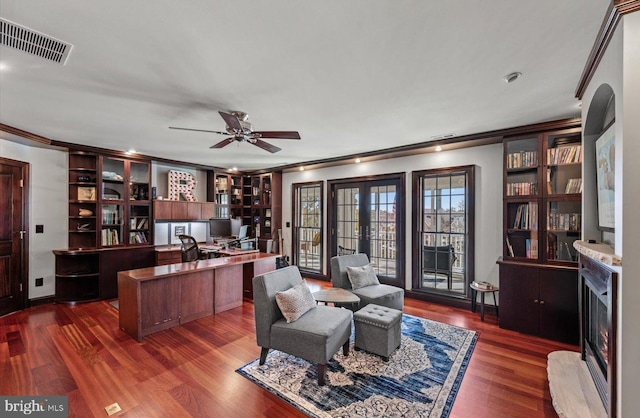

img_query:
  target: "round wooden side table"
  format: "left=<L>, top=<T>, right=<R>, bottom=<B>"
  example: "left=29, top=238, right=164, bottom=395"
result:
left=312, top=288, right=360, bottom=310
left=470, top=282, right=499, bottom=322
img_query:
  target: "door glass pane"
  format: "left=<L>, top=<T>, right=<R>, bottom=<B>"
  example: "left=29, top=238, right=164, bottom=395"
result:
left=336, top=187, right=359, bottom=255
left=368, top=185, right=396, bottom=279
left=294, top=183, right=322, bottom=273
left=417, top=169, right=471, bottom=296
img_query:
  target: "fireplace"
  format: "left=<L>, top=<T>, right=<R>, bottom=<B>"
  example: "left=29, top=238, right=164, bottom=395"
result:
left=579, top=254, right=617, bottom=417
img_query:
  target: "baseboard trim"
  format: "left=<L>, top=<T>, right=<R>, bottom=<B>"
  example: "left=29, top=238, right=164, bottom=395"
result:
left=29, top=296, right=55, bottom=307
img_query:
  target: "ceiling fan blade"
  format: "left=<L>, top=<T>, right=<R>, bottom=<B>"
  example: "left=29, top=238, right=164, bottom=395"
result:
left=218, top=111, right=243, bottom=131
left=210, top=137, right=236, bottom=149
left=252, top=139, right=282, bottom=153
left=253, top=131, right=301, bottom=139
left=169, top=127, right=228, bottom=135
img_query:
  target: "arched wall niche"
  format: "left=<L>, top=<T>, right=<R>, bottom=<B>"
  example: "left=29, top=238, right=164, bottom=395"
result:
left=585, top=83, right=615, bottom=135
left=583, top=83, right=616, bottom=244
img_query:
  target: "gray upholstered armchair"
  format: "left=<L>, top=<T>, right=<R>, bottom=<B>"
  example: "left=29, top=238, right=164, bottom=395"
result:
left=252, top=266, right=352, bottom=385
left=330, top=253, right=404, bottom=310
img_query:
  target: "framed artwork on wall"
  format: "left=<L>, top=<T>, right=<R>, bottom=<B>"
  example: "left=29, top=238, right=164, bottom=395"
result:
left=595, top=123, right=615, bottom=231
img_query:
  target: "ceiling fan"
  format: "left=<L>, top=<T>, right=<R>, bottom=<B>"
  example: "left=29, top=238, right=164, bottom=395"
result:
left=169, top=111, right=301, bottom=153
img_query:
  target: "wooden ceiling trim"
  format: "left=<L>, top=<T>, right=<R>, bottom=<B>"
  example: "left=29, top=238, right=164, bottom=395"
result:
left=0, top=123, right=52, bottom=145
left=575, top=0, right=640, bottom=99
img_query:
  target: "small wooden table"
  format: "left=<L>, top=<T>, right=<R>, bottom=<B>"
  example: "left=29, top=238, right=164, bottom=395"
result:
left=470, top=282, right=499, bottom=322
left=313, top=288, right=360, bottom=310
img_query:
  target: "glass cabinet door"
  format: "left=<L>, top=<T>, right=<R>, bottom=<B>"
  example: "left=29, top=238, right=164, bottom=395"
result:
left=505, top=137, right=539, bottom=197
left=129, top=161, right=150, bottom=201
left=546, top=200, right=581, bottom=262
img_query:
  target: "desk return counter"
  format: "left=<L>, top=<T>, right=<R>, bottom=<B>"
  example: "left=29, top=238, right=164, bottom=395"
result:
left=118, top=252, right=277, bottom=341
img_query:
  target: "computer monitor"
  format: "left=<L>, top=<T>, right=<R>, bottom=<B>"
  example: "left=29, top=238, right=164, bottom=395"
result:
left=209, top=218, right=231, bottom=238
left=230, top=217, right=242, bottom=237
left=238, top=225, right=249, bottom=240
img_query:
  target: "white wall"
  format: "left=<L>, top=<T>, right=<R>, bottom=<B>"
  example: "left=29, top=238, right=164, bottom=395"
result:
left=0, top=139, right=67, bottom=299
left=152, top=162, right=207, bottom=201
left=581, top=12, right=640, bottom=416
left=282, top=143, right=503, bottom=290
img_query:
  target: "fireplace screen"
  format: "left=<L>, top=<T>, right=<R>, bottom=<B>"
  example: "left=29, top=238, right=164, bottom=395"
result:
left=585, top=286, right=608, bottom=374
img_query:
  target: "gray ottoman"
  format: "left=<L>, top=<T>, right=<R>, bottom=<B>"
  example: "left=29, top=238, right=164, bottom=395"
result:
left=354, top=304, right=402, bottom=361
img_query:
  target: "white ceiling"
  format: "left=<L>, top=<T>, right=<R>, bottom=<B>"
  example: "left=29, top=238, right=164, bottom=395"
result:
left=0, top=1, right=609, bottom=170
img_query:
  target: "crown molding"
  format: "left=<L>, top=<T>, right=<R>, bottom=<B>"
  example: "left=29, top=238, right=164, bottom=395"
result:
left=575, top=0, right=640, bottom=99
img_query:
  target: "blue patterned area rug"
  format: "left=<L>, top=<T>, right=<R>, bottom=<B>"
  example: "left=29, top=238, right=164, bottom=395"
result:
left=236, top=314, right=477, bottom=417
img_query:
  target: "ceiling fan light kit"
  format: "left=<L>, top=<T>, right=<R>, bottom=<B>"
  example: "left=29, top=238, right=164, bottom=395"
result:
left=169, top=110, right=301, bottom=153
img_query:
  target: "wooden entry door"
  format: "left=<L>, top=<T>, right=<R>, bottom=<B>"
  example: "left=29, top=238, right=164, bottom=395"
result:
left=0, top=158, right=27, bottom=316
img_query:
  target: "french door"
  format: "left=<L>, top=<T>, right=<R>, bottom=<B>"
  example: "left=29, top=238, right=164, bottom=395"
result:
left=329, top=174, right=404, bottom=288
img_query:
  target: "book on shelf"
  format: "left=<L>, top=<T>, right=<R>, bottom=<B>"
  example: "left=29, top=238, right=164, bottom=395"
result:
left=507, top=151, right=538, bottom=169
left=525, top=238, right=538, bottom=259
left=564, top=178, right=582, bottom=194
left=101, top=229, right=120, bottom=246
left=507, top=182, right=538, bottom=196
left=505, top=236, right=514, bottom=257
left=547, top=144, right=582, bottom=165
left=512, top=203, right=538, bottom=230
left=129, top=231, right=148, bottom=244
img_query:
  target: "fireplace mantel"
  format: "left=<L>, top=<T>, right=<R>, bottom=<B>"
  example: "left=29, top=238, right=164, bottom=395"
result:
left=573, top=240, right=621, bottom=266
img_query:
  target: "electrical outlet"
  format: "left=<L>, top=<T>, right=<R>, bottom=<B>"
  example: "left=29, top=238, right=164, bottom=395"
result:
left=36, top=224, right=44, bottom=233
left=35, top=277, right=43, bottom=286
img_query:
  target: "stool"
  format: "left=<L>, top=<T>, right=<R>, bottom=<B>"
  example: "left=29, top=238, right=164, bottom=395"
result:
left=353, top=304, right=402, bottom=361
left=470, top=282, right=499, bottom=322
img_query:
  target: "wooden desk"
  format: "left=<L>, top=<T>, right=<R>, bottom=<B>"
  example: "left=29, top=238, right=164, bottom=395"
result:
left=154, top=245, right=260, bottom=265
left=118, top=253, right=277, bottom=341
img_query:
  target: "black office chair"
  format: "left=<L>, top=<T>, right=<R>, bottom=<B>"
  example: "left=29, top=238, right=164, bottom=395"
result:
left=178, top=234, right=208, bottom=262
left=338, top=245, right=356, bottom=256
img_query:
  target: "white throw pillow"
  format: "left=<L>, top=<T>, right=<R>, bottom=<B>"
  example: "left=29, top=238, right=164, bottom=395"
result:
left=346, top=264, right=380, bottom=290
left=275, top=280, right=316, bottom=323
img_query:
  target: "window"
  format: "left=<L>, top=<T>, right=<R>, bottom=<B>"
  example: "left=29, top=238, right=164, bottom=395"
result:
left=412, top=166, right=475, bottom=297
left=293, top=182, right=323, bottom=274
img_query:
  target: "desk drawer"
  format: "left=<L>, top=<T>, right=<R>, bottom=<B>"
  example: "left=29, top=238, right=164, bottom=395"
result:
left=156, top=250, right=181, bottom=265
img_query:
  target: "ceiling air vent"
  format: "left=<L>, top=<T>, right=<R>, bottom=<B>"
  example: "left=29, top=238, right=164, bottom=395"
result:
left=0, top=18, right=73, bottom=65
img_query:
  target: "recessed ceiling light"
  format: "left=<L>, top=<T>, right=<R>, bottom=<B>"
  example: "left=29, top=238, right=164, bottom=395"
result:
left=0, top=62, right=9, bottom=72
left=355, top=158, right=361, bottom=164
left=504, top=72, right=522, bottom=84
left=435, top=146, right=442, bottom=152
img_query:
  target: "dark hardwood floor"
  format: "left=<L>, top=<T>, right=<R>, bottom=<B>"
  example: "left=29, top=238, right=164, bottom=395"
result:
left=0, top=279, right=577, bottom=417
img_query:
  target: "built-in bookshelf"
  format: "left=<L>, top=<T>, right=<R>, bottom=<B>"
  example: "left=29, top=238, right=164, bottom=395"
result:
left=58, top=151, right=154, bottom=303
left=503, top=127, right=582, bottom=264
left=499, top=123, right=582, bottom=344
left=99, top=157, right=151, bottom=247
left=68, top=152, right=99, bottom=249
left=206, top=172, right=244, bottom=219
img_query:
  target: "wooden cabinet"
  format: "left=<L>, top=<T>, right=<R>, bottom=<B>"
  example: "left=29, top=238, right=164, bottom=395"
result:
left=207, top=172, right=243, bottom=219
left=68, top=152, right=98, bottom=249
left=139, top=277, right=180, bottom=335
left=117, top=254, right=277, bottom=341
left=53, top=247, right=155, bottom=302
left=500, top=123, right=582, bottom=343
left=498, top=259, right=579, bottom=344
left=99, top=157, right=152, bottom=247
left=248, top=172, right=282, bottom=249
left=54, top=251, right=100, bottom=302
left=153, top=200, right=215, bottom=221
left=503, top=127, right=582, bottom=264
left=55, top=151, right=155, bottom=303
